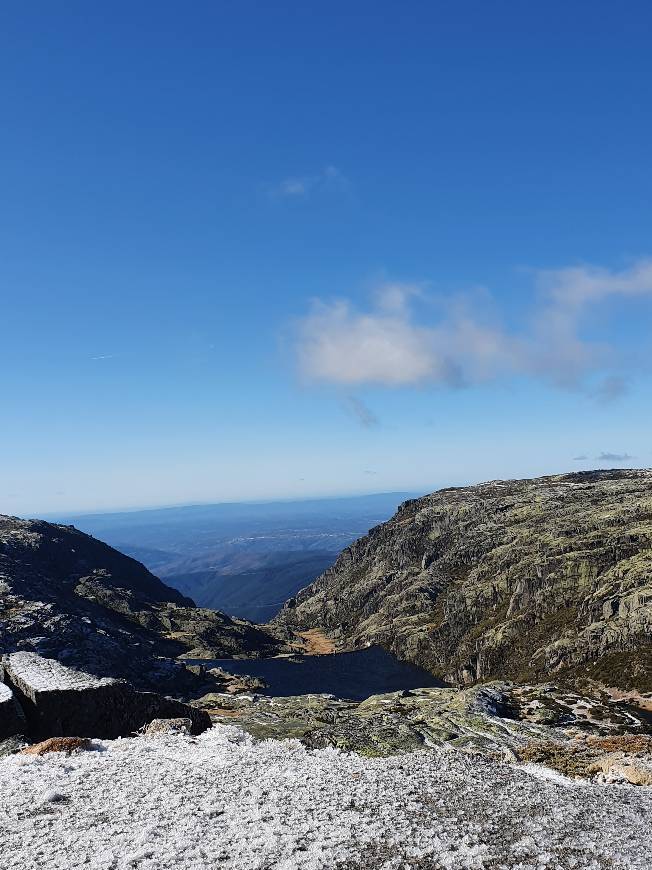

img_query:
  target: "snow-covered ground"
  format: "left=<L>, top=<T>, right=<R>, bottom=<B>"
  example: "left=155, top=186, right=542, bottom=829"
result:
left=1, top=724, right=651, bottom=870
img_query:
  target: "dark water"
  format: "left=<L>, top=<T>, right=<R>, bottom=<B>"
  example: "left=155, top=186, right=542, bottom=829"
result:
left=632, top=705, right=652, bottom=726
left=191, top=645, right=446, bottom=701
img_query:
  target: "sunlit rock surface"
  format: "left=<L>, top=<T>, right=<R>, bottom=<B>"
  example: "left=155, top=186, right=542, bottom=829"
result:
left=275, top=469, right=652, bottom=690
left=198, top=681, right=652, bottom=758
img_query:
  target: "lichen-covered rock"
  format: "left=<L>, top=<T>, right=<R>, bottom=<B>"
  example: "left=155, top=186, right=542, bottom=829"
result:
left=1, top=652, right=211, bottom=739
left=198, top=681, right=652, bottom=758
left=142, top=717, right=192, bottom=735
left=274, top=469, right=652, bottom=691
left=207, top=667, right=268, bottom=694
left=0, top=682, right=26, bottom=739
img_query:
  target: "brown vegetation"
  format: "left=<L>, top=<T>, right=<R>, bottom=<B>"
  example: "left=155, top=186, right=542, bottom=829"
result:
left=295, top=629, right=336, bottom=655
left=21, top=736, right=92, bottom=756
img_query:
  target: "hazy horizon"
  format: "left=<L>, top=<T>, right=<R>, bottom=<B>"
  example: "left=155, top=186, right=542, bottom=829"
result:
left=37, top=488, right=420, bottom=522
left=16, top=464, right=651, bottom=519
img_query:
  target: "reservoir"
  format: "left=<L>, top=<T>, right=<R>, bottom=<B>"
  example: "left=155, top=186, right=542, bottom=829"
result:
left=191, top=645, right=446, bottom=701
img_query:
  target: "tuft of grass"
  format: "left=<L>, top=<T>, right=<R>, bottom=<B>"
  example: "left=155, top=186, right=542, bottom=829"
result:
left=21, top=736, right=92, bottom=756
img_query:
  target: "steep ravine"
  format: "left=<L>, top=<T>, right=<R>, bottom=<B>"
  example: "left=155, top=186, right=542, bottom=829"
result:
left=274, top=469, right=652, bottom=691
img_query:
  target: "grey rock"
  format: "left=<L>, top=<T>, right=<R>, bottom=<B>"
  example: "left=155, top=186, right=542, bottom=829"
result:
left=0, top=682, right=26, bottom=739
left=1, top=652, right=210, bottom=740
left=143, top=717, right=192, bottom=735
left=0, top=735, right=27, bottom=757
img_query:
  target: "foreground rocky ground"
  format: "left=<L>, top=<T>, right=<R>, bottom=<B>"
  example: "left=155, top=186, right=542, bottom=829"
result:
left=1, top=724, right=651, bottom=870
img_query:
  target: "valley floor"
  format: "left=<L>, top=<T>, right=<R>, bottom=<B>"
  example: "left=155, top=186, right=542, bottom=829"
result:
left=1, top=725, right=651, bottom=870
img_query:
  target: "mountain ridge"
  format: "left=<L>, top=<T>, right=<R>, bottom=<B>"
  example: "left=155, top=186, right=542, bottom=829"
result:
left=0, top=515, right=283, bottom=694
left=274, top=468, right=652, bottom=691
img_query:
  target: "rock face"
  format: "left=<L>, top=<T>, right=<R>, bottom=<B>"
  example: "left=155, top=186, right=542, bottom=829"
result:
left=1, top=652, right=211, bottom=739
left=0, top=682, right=26, bottom=739
left=0, top=515, right=284, bottom=694
left=274, top=470, right=652, bottom=690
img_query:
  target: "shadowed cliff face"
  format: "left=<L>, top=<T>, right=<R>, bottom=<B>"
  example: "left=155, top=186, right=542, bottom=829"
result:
left=274, top=470, right=652, bottom=691
left=0, top=516, right=283, bottom=693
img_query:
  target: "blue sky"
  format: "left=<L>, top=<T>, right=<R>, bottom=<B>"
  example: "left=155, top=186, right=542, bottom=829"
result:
left=2, top=1, right=651, bottom=515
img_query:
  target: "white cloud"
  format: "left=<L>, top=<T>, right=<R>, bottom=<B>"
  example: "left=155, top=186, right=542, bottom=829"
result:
left=539, top=259, right=652, bottom=308
left=269, top=166, right=348, bottom=199
left=277, top=178, right=309, bottom=197
left=297, top=297, right=443, bottom=386
left=294, top=260, right=652, bottom=393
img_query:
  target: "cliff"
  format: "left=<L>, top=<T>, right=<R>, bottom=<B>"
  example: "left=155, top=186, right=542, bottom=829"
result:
left=274, top=470, right=652, bottom=691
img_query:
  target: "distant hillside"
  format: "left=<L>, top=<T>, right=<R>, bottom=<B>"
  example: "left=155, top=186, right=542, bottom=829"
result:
left=55, top=493, right=415, bottom=619
left=0, top=516, right=283, bottom=693
left=275, top=470, right=652, bottom=692
left=166, top=550, right=336, bottom=621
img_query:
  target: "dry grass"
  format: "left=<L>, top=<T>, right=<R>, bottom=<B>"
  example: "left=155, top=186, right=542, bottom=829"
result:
left=205, top=708, right=245, bottom=718
left=517, top=733, right=652, bottom=780
left=295, top=629, right=336, bottom=655
left=585, top=734, right=652, bottom=754
left=517, top=741, right=592, bottom=777
left=21, top=737, right=92, bottom=756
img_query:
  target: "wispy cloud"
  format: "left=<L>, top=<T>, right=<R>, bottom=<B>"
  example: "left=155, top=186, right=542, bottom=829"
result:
left=269, top=165, right=348, bottom=199
left=90, top=354, right=116, bottom=360
left=592, top=375, right=628, bottom=403
left=572, top=454, right=588, bottom=461
left=596, top=452, right=634, bottom=462
left=341, top=396, right=379, bottom=428
left=294, top=260, right=652, bottom=395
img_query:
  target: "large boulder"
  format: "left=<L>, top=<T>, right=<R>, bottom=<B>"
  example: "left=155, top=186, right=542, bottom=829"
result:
left=0, top=682, right=26, bottom=739
left=0, top=652, right=210, bottom=740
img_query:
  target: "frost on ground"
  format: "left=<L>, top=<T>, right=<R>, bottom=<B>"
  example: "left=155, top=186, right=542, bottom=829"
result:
left=1, top=725, right=651, bottom=870
left=2, top=651, right=119, bottom=693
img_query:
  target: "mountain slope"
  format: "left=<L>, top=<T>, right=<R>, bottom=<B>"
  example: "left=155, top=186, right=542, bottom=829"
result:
left=274, top=470, right=652, bottom=691
left=0, top=516, right=282, bottom=692
left=165, top=550, right=336, bottom=620
left=56, top=493, right=413, bottom=620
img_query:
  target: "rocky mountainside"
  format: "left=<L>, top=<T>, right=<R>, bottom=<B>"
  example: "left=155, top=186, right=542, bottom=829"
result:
left=275, top=470, right=652, bottom=691
left=0, top=516, right=283, bottom=694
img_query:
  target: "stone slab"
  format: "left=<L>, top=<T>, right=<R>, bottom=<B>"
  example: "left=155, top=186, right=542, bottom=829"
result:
left=1, top=653, right=210, bottom=740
